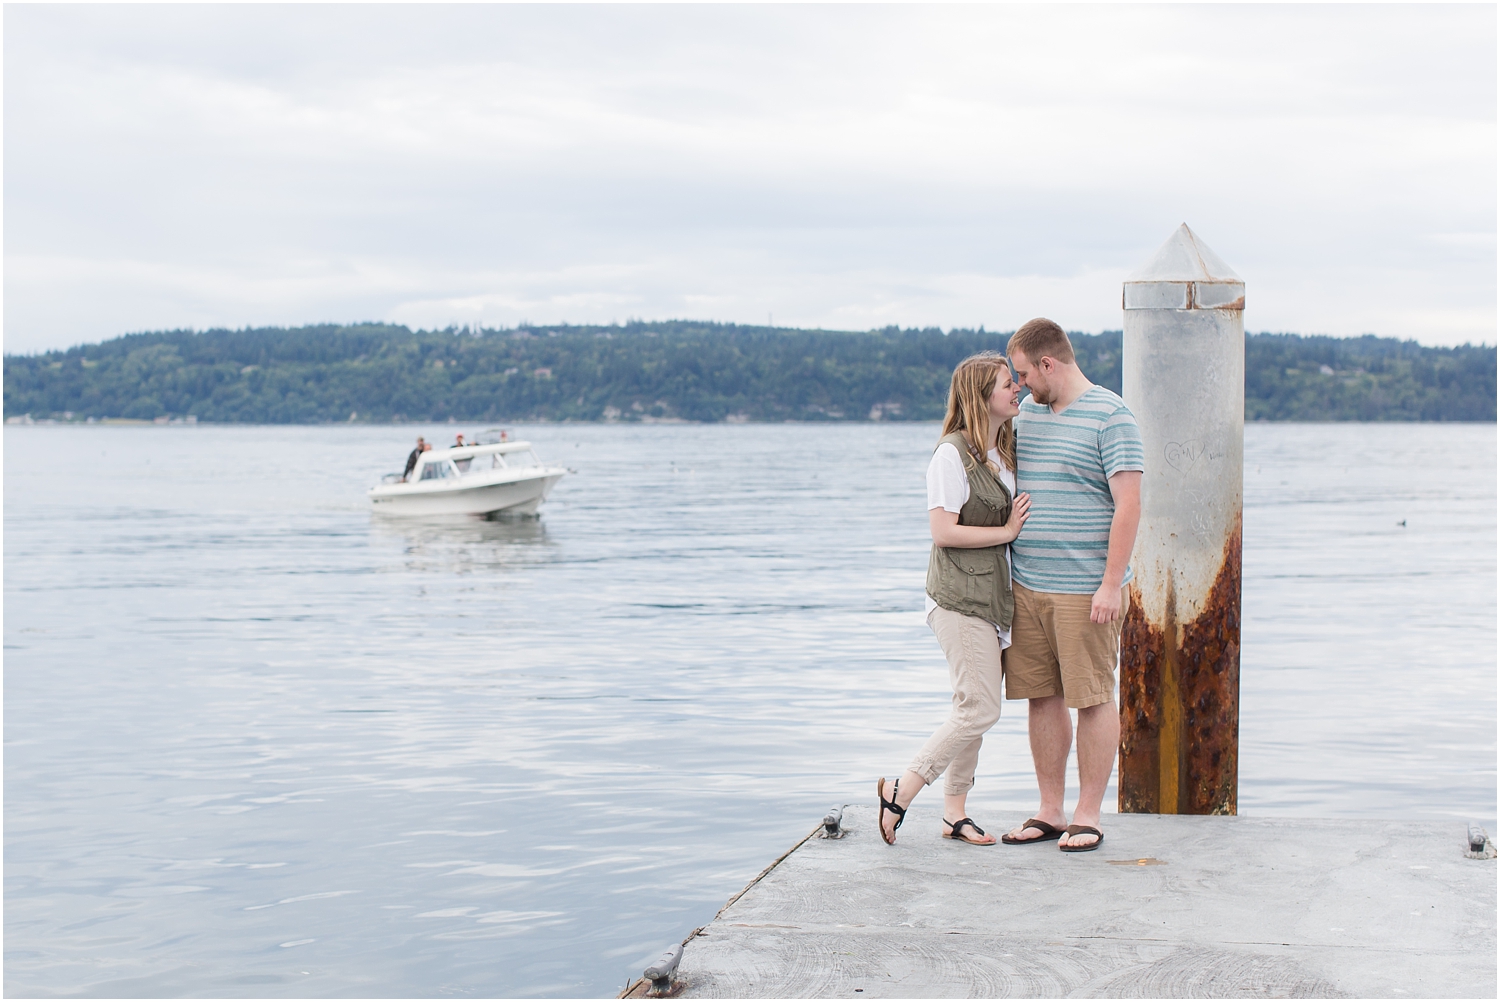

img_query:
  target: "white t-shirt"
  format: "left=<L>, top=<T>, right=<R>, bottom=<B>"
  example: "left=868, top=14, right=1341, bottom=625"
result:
left=925, top=442, right=1016, bottom=647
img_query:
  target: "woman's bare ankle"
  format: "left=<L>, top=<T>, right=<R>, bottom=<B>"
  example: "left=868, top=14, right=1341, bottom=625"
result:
left=896, top=770, right=926, bottom=808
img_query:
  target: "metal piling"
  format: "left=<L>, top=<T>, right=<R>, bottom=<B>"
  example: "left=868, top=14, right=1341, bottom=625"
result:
left=1119, top=223, right=1245, bottom=815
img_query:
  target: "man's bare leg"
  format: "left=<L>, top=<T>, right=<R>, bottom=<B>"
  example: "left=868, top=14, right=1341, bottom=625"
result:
left=1061, top=700, right=1119, bottom=848
left=1007, top=695, right=1071, bottom=841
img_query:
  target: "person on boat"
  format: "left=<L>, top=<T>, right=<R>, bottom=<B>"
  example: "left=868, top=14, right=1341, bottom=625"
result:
left=878, top=352, right=1031, bottom=847
left=401, top=438, right=429, bottom=482
left=452, top=434, right=476, bottom=471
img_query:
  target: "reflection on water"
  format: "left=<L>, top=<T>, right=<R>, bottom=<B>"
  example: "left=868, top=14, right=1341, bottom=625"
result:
left=4, top=422, right=1495, bottom=999
left=370, top=514, right=555, bottom=575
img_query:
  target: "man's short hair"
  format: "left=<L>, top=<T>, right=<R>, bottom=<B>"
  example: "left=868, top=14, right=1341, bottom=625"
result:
left=1007, top=318, right=1075, bottom=365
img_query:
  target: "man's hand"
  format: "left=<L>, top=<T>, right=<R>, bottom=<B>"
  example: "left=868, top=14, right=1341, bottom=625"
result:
left=1090, top=582, right=1122, bottom=624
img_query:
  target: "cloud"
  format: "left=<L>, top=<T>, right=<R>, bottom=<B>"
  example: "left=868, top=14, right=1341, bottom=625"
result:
left=3, top=4, right=1494, bottom=351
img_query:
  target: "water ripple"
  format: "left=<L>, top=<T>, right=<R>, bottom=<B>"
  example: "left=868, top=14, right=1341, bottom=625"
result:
left=4, top=422, right=1494, bottom=997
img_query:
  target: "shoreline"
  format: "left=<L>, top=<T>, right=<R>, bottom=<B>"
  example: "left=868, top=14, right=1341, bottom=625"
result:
left=6, top=417, right=1498, bottom=427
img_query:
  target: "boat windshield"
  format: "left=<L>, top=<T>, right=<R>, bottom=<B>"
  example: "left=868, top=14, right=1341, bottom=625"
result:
left=425, top=450, right=541, bottom=479
left=460, top=452, right=509, bottom=474
left=506, top=449, right=541, bottom=468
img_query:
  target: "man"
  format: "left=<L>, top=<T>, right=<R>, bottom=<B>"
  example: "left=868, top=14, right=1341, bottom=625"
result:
left=1001, top=318, right=1143, bottom=852
left=402, top=437, right=427, bottom=482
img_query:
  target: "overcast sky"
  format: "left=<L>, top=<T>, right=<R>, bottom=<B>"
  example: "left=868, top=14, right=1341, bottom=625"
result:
left=5, top=4, right=1495, bottom=354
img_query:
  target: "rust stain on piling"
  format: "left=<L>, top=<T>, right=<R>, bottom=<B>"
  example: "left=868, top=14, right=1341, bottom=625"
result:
left=1119, top=516, right=1241, bottom=815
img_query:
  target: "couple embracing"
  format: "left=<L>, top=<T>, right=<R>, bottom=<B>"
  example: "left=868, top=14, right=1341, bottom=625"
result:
left=877, top=318, right=1143, bottom=853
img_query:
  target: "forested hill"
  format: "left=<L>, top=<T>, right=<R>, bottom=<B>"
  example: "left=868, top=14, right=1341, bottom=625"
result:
left=4, top=321, right=1494, bottom=423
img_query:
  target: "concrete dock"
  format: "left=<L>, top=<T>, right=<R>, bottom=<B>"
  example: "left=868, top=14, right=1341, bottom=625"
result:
left=625, top=807, right=1495, bottom=999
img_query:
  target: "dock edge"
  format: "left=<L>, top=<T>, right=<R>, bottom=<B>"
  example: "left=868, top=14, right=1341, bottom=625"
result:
left=618, top=814, right=835, bottom=998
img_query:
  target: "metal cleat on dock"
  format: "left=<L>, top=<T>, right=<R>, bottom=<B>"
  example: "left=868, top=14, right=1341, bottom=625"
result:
left=820, top=805, right=846, bottom=839
left=641, top=942, right=683, bottom=997
left=1465, top=823, right=1496, bottom=859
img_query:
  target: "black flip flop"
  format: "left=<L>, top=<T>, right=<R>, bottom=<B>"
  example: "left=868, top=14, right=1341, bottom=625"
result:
left=1058, top=824, right=1104, bottom=852
left=876, top=777, right=906, bottom=845
left=1000, top=818, right=1065, bottom=845
left=943, top=817, right=994, bottom=845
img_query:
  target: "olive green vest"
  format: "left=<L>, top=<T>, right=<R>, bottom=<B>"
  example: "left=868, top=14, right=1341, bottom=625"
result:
left=925, top=432, right=1015, bottom=631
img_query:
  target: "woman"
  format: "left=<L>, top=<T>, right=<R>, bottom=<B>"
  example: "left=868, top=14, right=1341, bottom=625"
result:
left=878, top=352, right=1030, bottom=846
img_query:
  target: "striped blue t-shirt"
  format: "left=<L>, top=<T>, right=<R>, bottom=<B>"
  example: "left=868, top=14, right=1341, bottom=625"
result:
left=1012, top=385, right=1145, bottom=594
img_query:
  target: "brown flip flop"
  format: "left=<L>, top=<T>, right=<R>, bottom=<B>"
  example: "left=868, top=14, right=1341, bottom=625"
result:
left=1000, top=818, right=1065, bottom=845
left=876, top=777, right=906, bottom=845
left=1058, top=824, right=1104, bottom=852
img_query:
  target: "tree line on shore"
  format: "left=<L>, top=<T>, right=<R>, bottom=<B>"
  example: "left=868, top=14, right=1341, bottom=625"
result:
left=4, top=321, right=1494, bottom=423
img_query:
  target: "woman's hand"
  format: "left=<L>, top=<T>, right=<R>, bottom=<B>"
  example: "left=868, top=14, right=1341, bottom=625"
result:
left=928, top=492, right=1031, bottom=548
left=995, top=492, right=1031, bottom=543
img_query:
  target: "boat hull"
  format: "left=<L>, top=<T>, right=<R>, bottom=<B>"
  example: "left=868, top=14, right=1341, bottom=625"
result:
left=368, top=471, right=565, bottom=517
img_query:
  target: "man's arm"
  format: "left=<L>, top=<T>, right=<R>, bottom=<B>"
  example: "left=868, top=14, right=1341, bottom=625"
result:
left=1091, top=470, right=1142, bottom=624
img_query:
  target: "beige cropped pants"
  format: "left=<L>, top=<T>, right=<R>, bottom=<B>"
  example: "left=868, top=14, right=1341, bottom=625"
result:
left=906, top=605, right=1004, bottom=796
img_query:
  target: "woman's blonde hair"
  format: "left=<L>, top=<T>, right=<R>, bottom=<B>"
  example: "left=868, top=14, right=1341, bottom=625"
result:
left=940, top=352, right=1016, bottom=474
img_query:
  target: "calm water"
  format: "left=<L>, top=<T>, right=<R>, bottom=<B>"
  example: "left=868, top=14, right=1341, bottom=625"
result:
left=5, top=422, right=1495, bottom=998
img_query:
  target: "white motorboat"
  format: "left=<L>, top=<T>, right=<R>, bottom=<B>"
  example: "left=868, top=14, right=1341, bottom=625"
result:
left=368, top=439, right=569, bottom=517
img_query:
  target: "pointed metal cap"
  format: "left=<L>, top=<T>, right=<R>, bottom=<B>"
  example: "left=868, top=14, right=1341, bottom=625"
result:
left=1123, top=224, right=1244, bottom=311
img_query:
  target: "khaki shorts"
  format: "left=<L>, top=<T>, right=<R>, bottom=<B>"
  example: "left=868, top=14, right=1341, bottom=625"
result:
left=1003, top=582, right=1129, bottom=709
